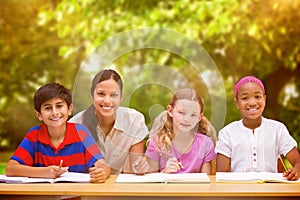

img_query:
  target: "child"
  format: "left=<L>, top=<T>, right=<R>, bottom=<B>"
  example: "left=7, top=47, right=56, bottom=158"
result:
left=5, top=82, right=111, bottom=183
left=134, top=88, right=216, bottom=174
left=69, top=69, right=148, bottom=174
left=216, top=75, right=300, bottom=180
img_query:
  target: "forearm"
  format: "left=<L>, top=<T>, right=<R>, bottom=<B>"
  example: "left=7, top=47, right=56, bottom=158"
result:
left=6, top=160, right=48, bottom=178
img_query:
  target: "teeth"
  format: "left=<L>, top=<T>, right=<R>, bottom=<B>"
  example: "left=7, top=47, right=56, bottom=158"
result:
left=248, top=108, right=257, bottom=111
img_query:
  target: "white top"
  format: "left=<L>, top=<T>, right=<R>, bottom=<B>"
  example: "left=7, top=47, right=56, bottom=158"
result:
left=215, top=117, right=297, bottom=172
left=70, top=107, right=149, bottom=174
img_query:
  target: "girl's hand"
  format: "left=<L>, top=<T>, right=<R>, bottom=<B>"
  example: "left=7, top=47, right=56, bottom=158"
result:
left=162, top=158, right=182, bottom=174
left=46, top=166, right=68, bottom=179
left=283, top=168, right=299, bottom=181
left=89, top=167, right=107, bottom=183
left=132, top=156, right=149, bottom=175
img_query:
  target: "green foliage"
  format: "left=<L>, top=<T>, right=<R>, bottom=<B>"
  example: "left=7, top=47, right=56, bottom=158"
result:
left=1, top=0, right=300, bottom=151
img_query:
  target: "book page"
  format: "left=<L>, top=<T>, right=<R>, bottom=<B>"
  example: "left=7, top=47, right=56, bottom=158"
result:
left=54, top=172, right=90, bottom=183
left=216, top=172, right=300, bottom=183
left=115, top=173, right=210, bottom=184
left=164, top=173, right=210, bottom=183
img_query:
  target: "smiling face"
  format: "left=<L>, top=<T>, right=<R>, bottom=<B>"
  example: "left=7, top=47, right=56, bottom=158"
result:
left=235, top=82, right=266, bottom=126
left=93, top=78, right=122, bottom=120
left=167, top=99, right=202, bottom=134
left=35, top=97, right=72, bottom=128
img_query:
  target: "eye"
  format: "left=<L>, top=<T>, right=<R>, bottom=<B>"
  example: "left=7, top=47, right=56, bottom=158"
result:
left=56, top=104, right=64, bottom=108
left=43, top=106, right=51, bottom=111
left=255, top=95, right=262, bottom=99
left=111, top=93, right=119, bottom=97
left=241, top=96, right=248, bottom=101
left=97, top=92, right=105, bottom=97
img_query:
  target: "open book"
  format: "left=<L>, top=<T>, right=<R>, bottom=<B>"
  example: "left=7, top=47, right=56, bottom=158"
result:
left=115, top=173, right=210, bottom=184
left=0, top=172, right=90, bottom=184
left=216, top=172, right=300, bottom=184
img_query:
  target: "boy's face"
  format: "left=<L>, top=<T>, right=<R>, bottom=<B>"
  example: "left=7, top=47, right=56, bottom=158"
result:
left=35, top=97, right=72, bottom=128
left=234, top=82, right=266, bottom=121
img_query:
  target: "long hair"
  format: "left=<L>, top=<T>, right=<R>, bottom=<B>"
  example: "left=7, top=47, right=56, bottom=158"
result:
left=153, top=88, right=212, bottom=157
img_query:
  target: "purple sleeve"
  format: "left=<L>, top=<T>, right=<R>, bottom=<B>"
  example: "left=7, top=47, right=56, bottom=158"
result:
left=203, top=136, right=216, bottom=163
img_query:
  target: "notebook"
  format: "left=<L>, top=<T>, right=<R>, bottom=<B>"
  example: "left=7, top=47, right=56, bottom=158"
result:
left=115, top=172, right=211, bottom=184
left=216, top=172, right=300, bottom=184
left=0, top=172, right=90, bottom=184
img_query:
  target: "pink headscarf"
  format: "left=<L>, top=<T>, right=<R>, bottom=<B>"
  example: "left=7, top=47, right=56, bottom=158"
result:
left=234, top=76, right=265, bottom=97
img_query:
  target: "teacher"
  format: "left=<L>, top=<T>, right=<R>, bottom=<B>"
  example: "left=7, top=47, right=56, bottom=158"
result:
left=70, top=69, right=149, bottom=174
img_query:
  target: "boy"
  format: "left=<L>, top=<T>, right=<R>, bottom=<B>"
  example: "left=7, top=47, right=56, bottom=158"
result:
left=6, top=82, right=110, bottom=183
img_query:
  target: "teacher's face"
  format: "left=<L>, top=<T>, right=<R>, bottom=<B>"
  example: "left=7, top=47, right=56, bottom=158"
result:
left=93, top=78, right=122, bottom=119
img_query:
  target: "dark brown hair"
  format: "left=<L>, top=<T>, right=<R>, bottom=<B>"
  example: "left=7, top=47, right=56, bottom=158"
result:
left=34, top=82, right=72, bottom=113
left=90, top=69, right=123, bottom=97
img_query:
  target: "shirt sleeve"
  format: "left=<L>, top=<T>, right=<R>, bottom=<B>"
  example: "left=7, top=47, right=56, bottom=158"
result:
left=277, top=122, right=297, bottom=156
left=203, top=136, right=217, bottom=163
left=76, top=124, right=104, bottom=168
left=10, top=130, right=36, bottom=166
left=215, top=128, right=232, bottom=158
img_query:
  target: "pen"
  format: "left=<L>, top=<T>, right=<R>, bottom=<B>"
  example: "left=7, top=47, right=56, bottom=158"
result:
left=59, top=159, right=63, bottom=170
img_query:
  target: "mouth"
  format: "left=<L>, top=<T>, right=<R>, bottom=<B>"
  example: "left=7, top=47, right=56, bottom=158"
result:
left=100, top=105, right=113, bottom=110
left=50, top=117, right=62, bottom=121
left=247, top=107, right=259, bottom=112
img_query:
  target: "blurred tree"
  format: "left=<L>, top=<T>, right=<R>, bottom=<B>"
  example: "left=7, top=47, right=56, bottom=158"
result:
left=1, top=0, right=300, bottom=150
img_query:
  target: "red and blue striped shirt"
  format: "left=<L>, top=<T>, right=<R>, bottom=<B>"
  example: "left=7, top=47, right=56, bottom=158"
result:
left=11, top=122, right=104, bottom=173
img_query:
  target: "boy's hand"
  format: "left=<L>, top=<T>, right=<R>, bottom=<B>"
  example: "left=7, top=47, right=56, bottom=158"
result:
left=132, top=156, right=149, bottom=175
left=283, top=168, right=299, bottom=181
left=47, top=166, right=68, bottom=179
left=89, top=167, right=107, bottom=183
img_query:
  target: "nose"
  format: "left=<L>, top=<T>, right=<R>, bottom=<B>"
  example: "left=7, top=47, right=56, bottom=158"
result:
left=248, top=97, right=257, bottom=106
left=103, top=95, right=112, bottom=103
left=52, top=107, right=59, bottom=115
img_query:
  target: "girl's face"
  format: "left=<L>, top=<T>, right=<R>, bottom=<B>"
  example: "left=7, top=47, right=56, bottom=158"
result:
left=35, top=97, right=72, bottom=128
left=167, top=99, right=202, bottom=134
left=234, top=82, right=266, bottom=121
left=93, top=78, right=122, bottom=119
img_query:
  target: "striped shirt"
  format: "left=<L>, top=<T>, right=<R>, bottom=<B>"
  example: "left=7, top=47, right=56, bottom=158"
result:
left=11, top=123, right=104, bottom=173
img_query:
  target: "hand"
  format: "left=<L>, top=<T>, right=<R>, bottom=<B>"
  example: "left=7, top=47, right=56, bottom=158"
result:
left=46, top=165, right=68, bottom=179
left=283, top=168, right=299, bottom=181
left=162, top=158, right=182, bottom=174
left=132, top=156, right=149, bottom=175
left=89, top=167, right=107, bottom=183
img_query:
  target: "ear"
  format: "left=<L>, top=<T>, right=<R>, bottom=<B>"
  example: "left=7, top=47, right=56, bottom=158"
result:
left=234, top=97, right=240, bottom=109
left=68, top=103, right=73, bottom=116
left=167, top=105, right=173, bottom=117
left=34, top=110, right=43, bottom=121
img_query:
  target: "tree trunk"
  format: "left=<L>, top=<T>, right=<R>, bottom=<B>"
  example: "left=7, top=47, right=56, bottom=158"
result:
left=263, top=66, right=300, bottom=120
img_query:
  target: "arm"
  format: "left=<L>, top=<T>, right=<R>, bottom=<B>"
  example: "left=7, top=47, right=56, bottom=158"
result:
left=129, top=140, right=145, bottom=173
left=283, top=147, right=300, bottom=180
left=200, top=161, right=212, bottom=174
left=216, top=153, right=231, bottom=172
left=89, top=158, right=111, bottom=183
left=6, top=160, right=67, bottom=178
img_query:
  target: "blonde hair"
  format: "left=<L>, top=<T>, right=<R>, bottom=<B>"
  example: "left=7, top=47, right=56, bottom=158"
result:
left=149, top=88, right=216, bottom=158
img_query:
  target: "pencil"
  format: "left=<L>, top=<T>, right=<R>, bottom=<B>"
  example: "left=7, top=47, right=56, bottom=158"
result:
left=178, top=162, right=183, bottom=169
left=59, top=159, right=63, bottom=170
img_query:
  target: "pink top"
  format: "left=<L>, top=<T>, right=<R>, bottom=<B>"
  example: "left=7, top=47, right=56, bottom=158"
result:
left=146, top=133, right=216, bottom=173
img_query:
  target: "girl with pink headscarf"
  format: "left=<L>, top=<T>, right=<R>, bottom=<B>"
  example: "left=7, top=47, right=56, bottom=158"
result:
left=215, top=75, right=300, bottom=180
